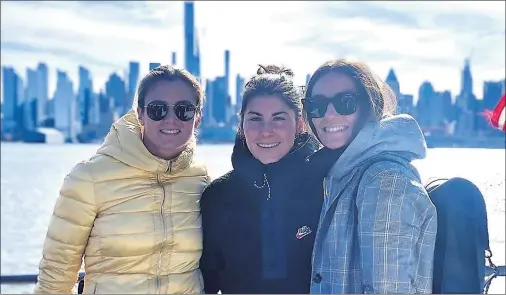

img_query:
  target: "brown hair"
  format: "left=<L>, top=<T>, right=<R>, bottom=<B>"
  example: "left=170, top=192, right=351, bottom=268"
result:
left=135, top=65, right=204, bottom=117
left=305, top=59, right=397, bottom=123
left=238, top=64, right=306, bottom=136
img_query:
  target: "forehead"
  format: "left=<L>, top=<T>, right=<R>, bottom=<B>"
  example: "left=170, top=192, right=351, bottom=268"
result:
left=245, top=95, right=294, bottom=115
left=145, top=80, right=196, bottom=104
left=312, top=72, right=357, bottom=96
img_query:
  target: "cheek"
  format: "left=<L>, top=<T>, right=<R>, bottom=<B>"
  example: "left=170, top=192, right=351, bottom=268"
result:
left=242, top=122, right=260, bottom=141
left=275, top=123, right=297, bottom=140
left=181, top=121, right=196, bottom=132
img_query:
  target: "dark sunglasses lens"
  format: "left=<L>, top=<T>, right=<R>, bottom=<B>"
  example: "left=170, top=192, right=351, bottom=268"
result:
left=332, top=93, right=358, bottom=115
left=146, top=103, right=168, bottom=121
left=305, top=98, right=328, bottom=118
left=174, top=102, right=196, bottom=122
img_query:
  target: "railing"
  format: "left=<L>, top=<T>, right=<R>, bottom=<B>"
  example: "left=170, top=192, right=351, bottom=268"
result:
left=0, top=266, right=504, bottom=294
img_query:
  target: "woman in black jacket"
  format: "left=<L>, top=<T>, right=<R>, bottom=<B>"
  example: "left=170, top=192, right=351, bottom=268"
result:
left=199, top=65, right=342, bottom=294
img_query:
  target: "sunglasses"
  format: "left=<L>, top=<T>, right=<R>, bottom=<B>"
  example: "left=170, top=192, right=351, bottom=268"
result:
left=144, top=100, right=196, bottom=122
left=302, top=92, right=360, bottom=118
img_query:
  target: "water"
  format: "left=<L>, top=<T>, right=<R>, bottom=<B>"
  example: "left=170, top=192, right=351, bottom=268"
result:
left=1, top=143, right=505, bottom=294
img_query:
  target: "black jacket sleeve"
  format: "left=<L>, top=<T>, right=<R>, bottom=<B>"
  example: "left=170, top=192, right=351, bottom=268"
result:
left=200, top=183, right=222, bottom=294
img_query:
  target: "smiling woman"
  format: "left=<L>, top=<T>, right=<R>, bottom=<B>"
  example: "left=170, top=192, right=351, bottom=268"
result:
left=33, top=65, right=211, bottom=294
left=199, top=65, right=338, bottom=293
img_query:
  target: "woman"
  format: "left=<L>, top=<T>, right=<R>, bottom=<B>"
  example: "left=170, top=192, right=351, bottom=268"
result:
left=302, top=59, right=437, bottom=294
left=34, top=65, right=210, bottom=294
left=199, top=65, right=338, bottom=293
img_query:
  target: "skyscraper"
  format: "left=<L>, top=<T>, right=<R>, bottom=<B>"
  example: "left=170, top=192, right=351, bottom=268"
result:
left=224, top=50, right=230, bottom=100
left=172, top=52, right=177, bottom=66
left=36, top=63, right=48, bottom=125
left=128, top=61, right=140, bottom=109
left=1, top=67, right=24, bottom=137
left=184, top=1, right=200, bottom=79
left=53, top=70, right=75, bottom=140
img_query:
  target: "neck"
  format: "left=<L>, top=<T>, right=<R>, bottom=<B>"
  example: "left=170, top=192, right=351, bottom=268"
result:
left=142, top=137, right=184, bottom=161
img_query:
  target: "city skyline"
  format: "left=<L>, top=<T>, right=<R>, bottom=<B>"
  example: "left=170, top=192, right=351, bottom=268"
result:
left=1, top=1, right=505, bottom=104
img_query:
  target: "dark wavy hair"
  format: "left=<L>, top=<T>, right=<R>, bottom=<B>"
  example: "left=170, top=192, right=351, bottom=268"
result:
left=238, top=64, right=305, bottom=135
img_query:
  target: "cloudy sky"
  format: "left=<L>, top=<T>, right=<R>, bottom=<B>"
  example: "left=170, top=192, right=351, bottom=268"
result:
left=1, top=1, right=505, bottom=104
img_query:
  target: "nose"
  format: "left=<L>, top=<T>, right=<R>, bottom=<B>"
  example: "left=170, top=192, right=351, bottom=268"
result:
left=162, top=107, right=179, bottom=124
left=324, top=104, right=340, bottom=118
left=260, top=121, right=274, bottom=136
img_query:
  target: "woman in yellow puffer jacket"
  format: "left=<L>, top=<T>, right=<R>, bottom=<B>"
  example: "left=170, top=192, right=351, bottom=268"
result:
left=34, top=65, right=211, bottom=294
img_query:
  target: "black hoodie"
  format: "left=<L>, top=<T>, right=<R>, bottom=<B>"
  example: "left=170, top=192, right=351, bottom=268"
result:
left=199, top=133, right=343, bottom=294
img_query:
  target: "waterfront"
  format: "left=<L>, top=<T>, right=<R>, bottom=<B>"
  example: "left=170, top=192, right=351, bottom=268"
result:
left=1, top=143, right=505, bottom=294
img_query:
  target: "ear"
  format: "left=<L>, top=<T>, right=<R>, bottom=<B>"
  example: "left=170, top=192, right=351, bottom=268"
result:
left=194, top=112, right=201, bottom=129
left=137, top=107, right=145, bottom=126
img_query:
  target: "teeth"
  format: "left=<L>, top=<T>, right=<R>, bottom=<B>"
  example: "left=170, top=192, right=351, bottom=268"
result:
left=324, top=126, right=347, bottom=132
left=257, top=143, right=280, bottom=148
left=160, top=129, right=180, bottom=134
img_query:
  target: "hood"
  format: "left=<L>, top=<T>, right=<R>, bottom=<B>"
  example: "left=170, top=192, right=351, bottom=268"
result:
left=330, top=114, right=427, bottom=180
left=96, top=110, right=195, bottom=174
left=231, top=132, right=319, bottom=182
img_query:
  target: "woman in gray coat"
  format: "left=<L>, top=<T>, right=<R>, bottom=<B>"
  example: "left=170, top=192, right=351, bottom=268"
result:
left=302, top=59, right=437, bottom=294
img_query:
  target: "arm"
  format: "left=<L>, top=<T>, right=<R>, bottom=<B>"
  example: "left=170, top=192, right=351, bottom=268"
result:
left=356, top=162, right=437, bottom=294
left=199, top=186, right=222, bottom=294
left=34, top=162, right=97, bottom=294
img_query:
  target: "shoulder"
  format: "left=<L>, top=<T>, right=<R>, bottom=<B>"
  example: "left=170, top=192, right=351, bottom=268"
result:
left=201, top=170, right=237, bottom=203
left=361, top=158, right=421, bottom=183
left=357, top=159, right=435, bottom=217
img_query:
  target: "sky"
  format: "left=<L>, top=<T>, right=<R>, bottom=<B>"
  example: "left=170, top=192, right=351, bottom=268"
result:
left=1, top=0, right=505, bottom=104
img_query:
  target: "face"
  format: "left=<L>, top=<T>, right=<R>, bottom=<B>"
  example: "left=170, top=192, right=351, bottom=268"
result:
left=309, top=72, right=361, bottom=149
left=242, top=96, right=297, bottom=164
left=138, top=80, right=200, bottom=160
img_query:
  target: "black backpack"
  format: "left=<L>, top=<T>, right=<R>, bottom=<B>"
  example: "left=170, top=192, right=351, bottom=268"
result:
left=425, top=177, right=502, bottom=294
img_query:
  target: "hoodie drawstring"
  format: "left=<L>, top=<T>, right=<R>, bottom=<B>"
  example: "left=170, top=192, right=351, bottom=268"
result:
left=254, top=173, right=271, bottom=200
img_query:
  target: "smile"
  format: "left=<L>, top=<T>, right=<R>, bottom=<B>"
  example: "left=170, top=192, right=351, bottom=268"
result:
left=160, top=129, right=180, bottom=135
left=257, top=143, right=280, bottom=148
left=323, top=126, right=348, bottom=133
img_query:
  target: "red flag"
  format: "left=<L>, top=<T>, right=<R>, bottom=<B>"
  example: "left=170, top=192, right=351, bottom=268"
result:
left=483, top=93, right=506, bottom=132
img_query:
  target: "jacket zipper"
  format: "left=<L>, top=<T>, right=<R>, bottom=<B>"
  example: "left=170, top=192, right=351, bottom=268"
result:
left=155, top=172, right=166, bottom=293
left=155, top=161, right=172, bottom=293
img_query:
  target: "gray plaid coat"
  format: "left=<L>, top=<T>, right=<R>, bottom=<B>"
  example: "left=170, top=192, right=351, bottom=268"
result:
left=310, top=115, right=438, bottom=294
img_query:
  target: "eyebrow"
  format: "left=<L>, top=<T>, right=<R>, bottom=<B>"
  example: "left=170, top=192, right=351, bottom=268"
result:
left=247, top=111, right=289, bottom=117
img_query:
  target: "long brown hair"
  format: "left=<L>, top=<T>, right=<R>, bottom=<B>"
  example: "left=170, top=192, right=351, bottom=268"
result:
left=305, top=59, right=397, bottom=122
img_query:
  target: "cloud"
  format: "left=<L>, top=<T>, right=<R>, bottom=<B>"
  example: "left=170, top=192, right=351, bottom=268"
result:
left=1, top=0, right=505, bottom=104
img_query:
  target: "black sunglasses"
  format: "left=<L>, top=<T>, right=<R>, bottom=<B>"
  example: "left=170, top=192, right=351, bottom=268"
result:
left=302, top=92, right=360, bottom=118
left=144, top=100, right=196, bottom=122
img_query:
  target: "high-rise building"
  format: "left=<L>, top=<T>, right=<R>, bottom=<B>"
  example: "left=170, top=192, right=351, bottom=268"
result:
left=36, top=63, right=49, bottom=125
left=53, top=70, right=76, bottom=140
left=78, top=66, right=93, bottom=128
left=24, top=68, right=38, bottom=130
left=172, top=52, right=177, bottom=66
left=128, top=61, right=140, bottom=109
left=1, top=67, right=23, bottom=136
left=235, top=74, right=245, bottom=113
left=224, top=50, right=230, bottom=100
left=416, top=81, right=435, bottom=129
left=106, top=73, right=127, bottom=116
left=184, top=1, right=200, bottom=79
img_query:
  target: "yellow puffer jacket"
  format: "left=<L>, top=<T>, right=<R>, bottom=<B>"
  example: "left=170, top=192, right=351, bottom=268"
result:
left=34, top=110, right=210, bottom=294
